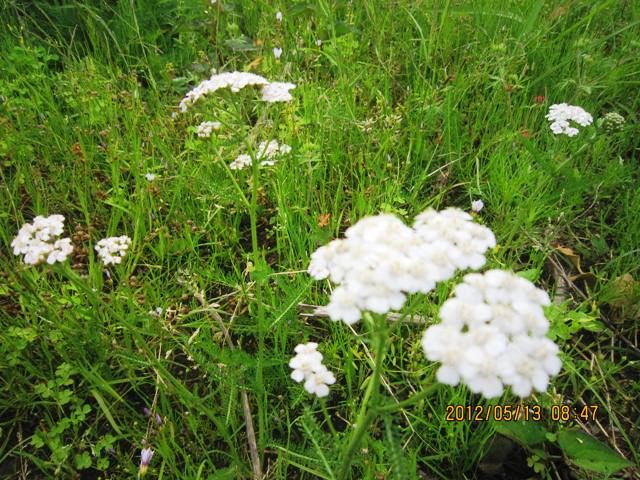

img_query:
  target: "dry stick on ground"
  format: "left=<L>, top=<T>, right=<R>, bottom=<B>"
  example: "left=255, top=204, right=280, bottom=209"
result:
left=546, top=254, right=640, bottom=358
left=548, top=254, right=639, bottom=459
left=194, top=291, right=262, bottom=480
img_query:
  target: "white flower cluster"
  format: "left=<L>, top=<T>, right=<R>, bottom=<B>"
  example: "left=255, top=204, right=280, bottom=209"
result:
left=12, top=215, right=74, bottom=265
left=196, top=121, right=221, bottom=138
left=95, top=236, right=132, bottom=265
left=308, top=208, right=496, bottom=325
left=289, top=342, right=336, bottom=398
left=422, top=270, right=561, bottom=398
left=229, top=140, right=292, bottom=170
left=178, top=72, right=295, bottom=111
left=546, top=103, right=593, bottom=136
left=260, top=82, right=296, bottom=103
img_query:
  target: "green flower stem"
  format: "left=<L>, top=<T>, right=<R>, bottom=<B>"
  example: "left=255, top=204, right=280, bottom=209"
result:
left=320, top=400, right=338, bottom=437
left=377, top=380, right=440, bottom=414
left=338, top=312, right=388, bottom=479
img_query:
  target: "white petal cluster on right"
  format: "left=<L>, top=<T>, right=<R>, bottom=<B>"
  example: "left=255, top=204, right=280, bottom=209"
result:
left=229, top=140, right=292, bottom=170
left=179, top=72, right=268, bottom=112
left=307, top=208, right=496, bottom=325
left=422, top=270, right=561, bottom=398
left=11, top=215, right=74, bottom=265
left=196, top=121, right=221, bottom=138
left=261, top=82, right=296, bottom=103
left=289, top=342, right=336, bottom=398
left=178, top=72, right=296, bottom=112
left=546, top=103, right=593, bottom=137
left=95, top=236, right=132, bottom=265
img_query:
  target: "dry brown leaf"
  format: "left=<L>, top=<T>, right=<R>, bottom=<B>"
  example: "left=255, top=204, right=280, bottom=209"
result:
left=246, top=56, right=263, bottom=70
left=549, top=5, right=568, bottom=21
left=555, top=245, right=584, bottom=273
left=317, top=213, right=331, bottom=228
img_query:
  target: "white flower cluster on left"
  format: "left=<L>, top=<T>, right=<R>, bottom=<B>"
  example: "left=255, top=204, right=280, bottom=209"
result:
left=229, top=140, right=292, bottom=170
left=11, top=215, right=73, bottom=265
left=422, top=270, right=561, bottom=398
left=307, top=208, right=496, bottom=325
left=289, top=342, right=336, bottom=398
left=196, top=121, right=221, bottom=138
left=95, top=236, right=132, bottom=265
left=179, top=72, right=296, bottom=112
left=546, top=103, right=593, bottom=136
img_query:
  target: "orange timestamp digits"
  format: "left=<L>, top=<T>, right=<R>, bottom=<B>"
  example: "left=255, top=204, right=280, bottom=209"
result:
left=550, top=404, right=599, bottom=422
left=445, top=404, right=600, bottom=422
left=445, top=404, right=542, bottom=422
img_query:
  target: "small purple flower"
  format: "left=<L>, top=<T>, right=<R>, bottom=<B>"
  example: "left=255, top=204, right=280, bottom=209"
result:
left=139, top=447, right=154, bottom=476
left=471, top=199, right=484, bottom=213
left=155, top=413, right=163, bottom=426
left=143, top=407, right=151, bottom=417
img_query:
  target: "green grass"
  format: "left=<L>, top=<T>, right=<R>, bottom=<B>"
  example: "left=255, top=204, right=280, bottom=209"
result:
left=1, top=0, right=639, bottom=478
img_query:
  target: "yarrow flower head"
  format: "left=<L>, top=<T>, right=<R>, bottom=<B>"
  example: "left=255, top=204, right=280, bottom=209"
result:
left=422, top=270, right=561, bottom=398
left=546, top=103, right=593, bottom=137
left=95, top=236, right=132, bottom=265
left=196, top=120, right=221, bottom=138
left=275, top=11, right=283, bottom=22
left=179, top=72, right=296, bottom=111
left=229, top=140, right=292, bottom=170
left=12, top=215, right=74, bottom=265
left=307, top=208, right=496, bottom=325
left=261, top=82, right=296, bottom=103
left=289, top=342, right=336, bottom=397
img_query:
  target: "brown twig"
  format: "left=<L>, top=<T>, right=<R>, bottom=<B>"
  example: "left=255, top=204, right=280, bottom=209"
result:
left=547, top=254, right=640, bottom=358
left=194, top=291, right=262, bottom=480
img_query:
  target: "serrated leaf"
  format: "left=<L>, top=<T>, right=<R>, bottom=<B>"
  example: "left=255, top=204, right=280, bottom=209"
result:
left=557, top=430, right=632, bottom=474
left=494, top=420, right=547, bottom=446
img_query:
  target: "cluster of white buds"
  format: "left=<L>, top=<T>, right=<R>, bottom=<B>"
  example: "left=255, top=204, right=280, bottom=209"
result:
left=598, top=112, right=625, bottom=134
left=229, top=140, right=292, bottom=170
left=196, top=121, right=221, bottom=138
left=11, top=215, right=74, bottom=265
left=289, top=342, right=336, bottom=398
left=422, top=270, right=561, bottom=398
left=178, top=72, right=295, bottom=111
left=95, top=236, right=132, bottom=265
left=546, top=103, right=593, bottom=136
left=307, top=208, right=496, bottom=325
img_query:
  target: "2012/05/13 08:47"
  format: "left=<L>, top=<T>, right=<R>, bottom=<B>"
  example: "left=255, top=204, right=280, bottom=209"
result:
left=445, top=404, right=599, bottom=422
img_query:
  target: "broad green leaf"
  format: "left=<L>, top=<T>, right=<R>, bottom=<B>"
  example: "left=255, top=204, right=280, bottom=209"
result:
left=494, top=420, right=547, bottom=446
left=557, top=429, right=633, bottom=474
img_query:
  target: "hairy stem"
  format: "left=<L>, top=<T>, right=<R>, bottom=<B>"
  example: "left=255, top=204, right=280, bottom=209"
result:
left=338, top=313, right=387, bottom=479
